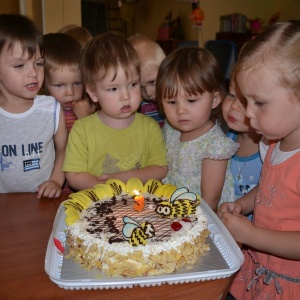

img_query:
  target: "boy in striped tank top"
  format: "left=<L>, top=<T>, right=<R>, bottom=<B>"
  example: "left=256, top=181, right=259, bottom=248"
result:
left=43, top=33, right=97, bottom=192
left=43, top=33, right=96, bottom=132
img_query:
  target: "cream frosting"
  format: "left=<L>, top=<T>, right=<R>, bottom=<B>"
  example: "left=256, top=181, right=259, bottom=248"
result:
left=68, top=192, right=208, bottom=258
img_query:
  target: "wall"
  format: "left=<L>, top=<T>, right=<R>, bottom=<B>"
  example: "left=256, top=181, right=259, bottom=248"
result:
left=3, top=0, right=298, bottom=41
left=131, top=0, right=297, bottom=44
left=130, top=1, right=197, bottom=41
left=20, top=0, right=43, bottom=32
left=0, top=0, right=42, bottom=32
left=42, top=0, right=81, bottom=33
left=0, top=0, right=19, bottom=14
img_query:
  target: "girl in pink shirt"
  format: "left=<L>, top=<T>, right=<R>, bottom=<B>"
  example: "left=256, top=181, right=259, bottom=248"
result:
left=218, top=21, right=300, bottom=299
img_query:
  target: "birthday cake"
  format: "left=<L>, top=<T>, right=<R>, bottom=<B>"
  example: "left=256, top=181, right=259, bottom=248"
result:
left=64, top=178, right=210, bottom=277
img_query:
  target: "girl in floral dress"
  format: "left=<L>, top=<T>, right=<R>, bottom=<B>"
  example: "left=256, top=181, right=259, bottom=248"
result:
left=156, top=47, right=239, bottom=210
left=218, top=21, right=300, bottom=299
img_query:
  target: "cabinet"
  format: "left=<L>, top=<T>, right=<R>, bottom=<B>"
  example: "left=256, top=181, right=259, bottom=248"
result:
left=216, top=32, right=254, bottom=53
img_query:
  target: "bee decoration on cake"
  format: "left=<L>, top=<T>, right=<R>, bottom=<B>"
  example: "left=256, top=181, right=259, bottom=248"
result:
left=122, top=216, right=155, bottom=247
left=155, top=187, right=200, bottom=218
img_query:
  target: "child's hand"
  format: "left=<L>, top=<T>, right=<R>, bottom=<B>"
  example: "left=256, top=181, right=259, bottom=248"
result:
left=217, top=201, right=242, bottom=220
left=73, top=99, right=95, bottom=119
left=97, top=174, right=110, bottom=182
left=36, top=180, right=62, bottom=199
left=220, top=211, right=253, bottom=244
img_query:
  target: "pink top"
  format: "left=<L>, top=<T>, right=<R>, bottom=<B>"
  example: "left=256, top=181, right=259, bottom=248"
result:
left=231, top=141, right=300, bottom=299
left=64, top=109, right=77, bottom=133
left=63, top=110, right=77, bottom=193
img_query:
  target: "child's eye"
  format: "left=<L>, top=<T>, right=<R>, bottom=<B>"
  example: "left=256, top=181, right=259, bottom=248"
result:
left=74, top=82, right=83, bottom=86
left=167, top=100, right=176, bottom=105
left=227, top=93, right=236, bottom=98
left=108, top=87, right=117, bottom=92
left=188, top=99, right=197, bottom=103
left=129, top=82, right=139, bottom=88
left=14, top=64, right=24, bottom=69
left=35, top=58, right=44, bottom=67
left=254, top=101, right=265, bottom=107
left=54, top=84, right=63, bottom=88
left=148, top=80, right=155, bottom=86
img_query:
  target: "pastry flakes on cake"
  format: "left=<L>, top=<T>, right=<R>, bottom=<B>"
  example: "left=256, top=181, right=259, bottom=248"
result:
left=64, top=178, right=210, bottom=277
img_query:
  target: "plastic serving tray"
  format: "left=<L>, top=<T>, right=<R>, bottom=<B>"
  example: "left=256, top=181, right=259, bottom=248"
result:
left=45, top=199, right=244, bottom=290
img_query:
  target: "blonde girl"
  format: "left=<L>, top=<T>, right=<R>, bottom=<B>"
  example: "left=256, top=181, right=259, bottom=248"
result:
left=218, top=21, right=300, bottom=299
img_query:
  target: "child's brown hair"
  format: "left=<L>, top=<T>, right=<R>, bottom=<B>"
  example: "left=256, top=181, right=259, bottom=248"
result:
left=43, top=33, right=82, bottom=76
left=0, top=14, right=43, bottom=59
left=82, top=33, right=140, bottom=88
left=156, top=47, right=226, bottom=119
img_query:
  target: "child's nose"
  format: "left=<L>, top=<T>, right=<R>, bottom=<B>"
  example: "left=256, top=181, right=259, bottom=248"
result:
left=232, top=98, right=243, bottom=110
left=65, top=86, right=74, bottom=96
left=120, top=88, right=130, bottom=100
left=176, top=103, right=186, bottom=114
left=27, top=66, right=37, bottom=77
left=144, top=86, right=154, bottom=98
left=245, top=105, right=255, bottom=119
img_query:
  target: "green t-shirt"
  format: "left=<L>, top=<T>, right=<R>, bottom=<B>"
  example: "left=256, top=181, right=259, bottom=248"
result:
left=62, top=112, right=167, bottom=176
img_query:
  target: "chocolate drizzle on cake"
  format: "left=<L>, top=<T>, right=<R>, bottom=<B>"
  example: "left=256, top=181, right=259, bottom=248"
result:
left=80, top=193, right=198, bottom=245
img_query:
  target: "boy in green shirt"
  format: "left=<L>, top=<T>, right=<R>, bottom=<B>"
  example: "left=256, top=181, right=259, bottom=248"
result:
left=63, top=33, right=168, bottom=191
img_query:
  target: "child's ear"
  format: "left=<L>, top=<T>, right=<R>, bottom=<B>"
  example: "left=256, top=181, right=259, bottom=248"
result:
left=86, top=84, right=98, bottom=103
left=211, top=91, right=221, bottom=109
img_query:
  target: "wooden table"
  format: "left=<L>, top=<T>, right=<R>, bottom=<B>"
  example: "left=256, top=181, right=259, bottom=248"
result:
left=0, top=193, right=234, bottom=300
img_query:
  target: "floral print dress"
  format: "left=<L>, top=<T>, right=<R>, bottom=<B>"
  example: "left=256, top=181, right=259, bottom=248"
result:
left=163, top=121, right=239, bottom=206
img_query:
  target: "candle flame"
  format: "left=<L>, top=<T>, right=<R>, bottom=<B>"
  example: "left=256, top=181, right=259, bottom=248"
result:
left=133, top=189, right=139, bottom=196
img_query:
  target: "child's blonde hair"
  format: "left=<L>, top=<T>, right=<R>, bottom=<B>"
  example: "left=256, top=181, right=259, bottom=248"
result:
left=236, top=21, right=300, bottom=98
left=128, top=33, right=165, bottom=69
left=156, top=47, right=226, bottom=118
left=0, top=14, right=43, bottom=59
left=83, top=33, right=140, bottom=87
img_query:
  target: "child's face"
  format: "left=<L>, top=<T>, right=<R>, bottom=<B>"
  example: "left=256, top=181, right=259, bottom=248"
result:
left=237, top=66, right=300, bottom=141
left=222, top=79, right=253, bottom=133
left=140, top=64, right=158, bottom=102
left=0, top=42, right=44, bottom=102
left=87, top=66, right=141, bottom=122
left=44, top=67, right=83, bottom=111
left=162, top=83, right=221, bottom=137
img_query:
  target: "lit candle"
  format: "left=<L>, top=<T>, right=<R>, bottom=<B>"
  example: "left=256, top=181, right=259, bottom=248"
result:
left=133, top=189, right=144, bottom=211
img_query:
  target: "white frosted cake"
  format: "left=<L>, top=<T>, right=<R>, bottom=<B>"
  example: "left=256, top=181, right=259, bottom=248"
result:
left=64, top=179, right=210, bottom=277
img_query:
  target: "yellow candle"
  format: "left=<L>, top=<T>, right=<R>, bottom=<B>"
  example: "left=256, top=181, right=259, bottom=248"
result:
left=133, top=190, right=144, bottom=211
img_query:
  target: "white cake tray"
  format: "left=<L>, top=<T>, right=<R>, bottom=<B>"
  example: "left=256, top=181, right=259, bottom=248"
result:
left=45, top=199, right=244, bottom=290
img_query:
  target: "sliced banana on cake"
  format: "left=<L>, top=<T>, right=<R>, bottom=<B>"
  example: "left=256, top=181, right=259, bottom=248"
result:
left=65, top=207, right=80, bottom=225
left=94, top=183, right=114, bottom=199
left=162, top=185, right=177, bottom=199
left=79, top=188, right=99, bottom=201
left=154, top=183, right=177, bottom=197
left=105, top=179, right=126, bottom=195
left=65, top=192, right=93, bottom=211
left=142, top=179, right=162, bottom=194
